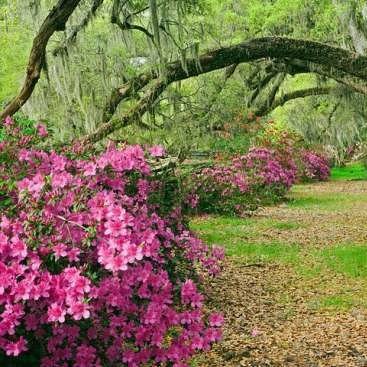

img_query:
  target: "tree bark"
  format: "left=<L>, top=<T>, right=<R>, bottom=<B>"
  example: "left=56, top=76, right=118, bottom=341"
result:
left=0, top=0, right=82, bottom=121
left=84, top=36, right=367, bottom=144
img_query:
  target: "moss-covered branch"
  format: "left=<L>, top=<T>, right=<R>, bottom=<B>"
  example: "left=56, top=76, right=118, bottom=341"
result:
left=86, top=36, right=367, bottom=143
left=254, top=86, right=336, bottom=117
left=53, top=0, right=104, bottom=57
left=0, top=0, right=82, bottom=121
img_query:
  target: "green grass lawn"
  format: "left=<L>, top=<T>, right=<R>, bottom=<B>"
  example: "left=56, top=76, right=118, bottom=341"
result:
left=331, top=162, right=367, bottom=181
left=319, top=245, right=367, bottom=278
left=191, top=165, right=367, bottom=366
left=287, top=191, right=367, bottom=210
left=287, top=163, right=367, bottom=210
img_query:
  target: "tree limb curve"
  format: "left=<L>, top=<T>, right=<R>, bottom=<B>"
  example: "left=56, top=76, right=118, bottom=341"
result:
left=254, top=86, right=336, bottom=117
left=0, top=0, right=82, bottom=121
left=84, top=36, right=367, bottom=144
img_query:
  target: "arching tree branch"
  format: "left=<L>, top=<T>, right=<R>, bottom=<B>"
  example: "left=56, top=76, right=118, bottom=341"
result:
left=254, top=86, right=336, bottom=117
left=0, top=0, right=82, bottom=121
left=84, top=36, right=367, bottom=144
left=103, top=39, right=367, bottom=121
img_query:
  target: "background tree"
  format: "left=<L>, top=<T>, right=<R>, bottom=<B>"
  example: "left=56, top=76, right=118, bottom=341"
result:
left=2, top=0, right=367, bottom=163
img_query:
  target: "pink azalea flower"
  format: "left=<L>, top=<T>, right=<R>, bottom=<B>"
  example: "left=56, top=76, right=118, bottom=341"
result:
left=53, top=243, right=68, bottom=260
left=51, top=172, right=73, bottom=189
left=47, top=303, right=66, bottom=323
left=11, top=236, right=27, bottom=259
left=67, top=247, right=80, bottom=262
left=148, top=145, right=166, bottom=158
left=68, top=301, right=90, bottom=320
left=36, top=123, right=48, bottom=137
left=83, top=162, right=97, bottom=176
left=4, top=116, right=13, bottom=127
left=208, top=313, right=224, bottom=327
left=104, top=220, right=127, bottom=237
left=5, top=336, right=27, bottom=356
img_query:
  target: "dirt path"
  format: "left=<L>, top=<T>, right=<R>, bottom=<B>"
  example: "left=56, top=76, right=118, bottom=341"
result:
left=196, top=181, right=367, bottom=367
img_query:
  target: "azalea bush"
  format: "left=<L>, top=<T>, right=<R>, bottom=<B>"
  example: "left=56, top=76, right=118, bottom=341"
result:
left=240, top=147, right=297, bottom=188
left=187, top=164, right=253, bottom=216
left=187, top=146, right=297, bottom=216
left=300, top=150, right=330, bottom=181
left=0, top=117, right=224, bottom=367
left=257, top=124, right=330, bottom=183
left=184, top=121, right=331, bottom=216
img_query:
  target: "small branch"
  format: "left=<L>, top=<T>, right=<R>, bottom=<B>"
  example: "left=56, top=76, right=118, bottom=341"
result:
left=247, top=70, right=278, bottom=106
left=253, top=72, right=286, bottom=116
left=82, top=78, right=168, bottom=145
left=55, top=214, right=87, bottom=230
left=111, top=0, right=153, bottom=39
left=53, top=0, right=104, bottom=57
left=200, top=64, right=238, bottom=122
left=321, top=98, right=342, bottom=135
left=239, top=262, right=267, bottom=268
left=254, top=86, right=335, bottom=117
left=102, top=71, right=157, bottom=121
left=112, top=18, right=154, bottom=39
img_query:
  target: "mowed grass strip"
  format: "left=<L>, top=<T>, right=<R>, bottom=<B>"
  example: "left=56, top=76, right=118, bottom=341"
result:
left=317, top=244, right=367, bottom=278
left=331, top=162, right=367, bottom=181
left=190, top=216, right=300, bottom=263
left=287, top=188, right=366, bottom=210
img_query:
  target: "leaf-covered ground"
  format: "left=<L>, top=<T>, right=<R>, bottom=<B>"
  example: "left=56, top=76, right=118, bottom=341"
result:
left=191, top=177, right=367, bottom=367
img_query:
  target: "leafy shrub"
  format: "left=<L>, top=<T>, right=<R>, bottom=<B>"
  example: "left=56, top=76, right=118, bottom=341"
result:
left=299, top=150, right=330, bottom=181
left=188, top=164, right=254, bottom=216
left=187, top=146, right=297, bottom=216
left=256, top=123, right=330, bottom=183
left=0, top=117, right=223, bottom=367
left=0, top=114, right=41, bottom=142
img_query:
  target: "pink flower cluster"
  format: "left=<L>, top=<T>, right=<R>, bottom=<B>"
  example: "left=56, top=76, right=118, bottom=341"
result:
left=0, top=117, right=223, bottom=366
left=236, top=147, right=297, bottom=189
left=300, top=150, right=330, bottom=181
